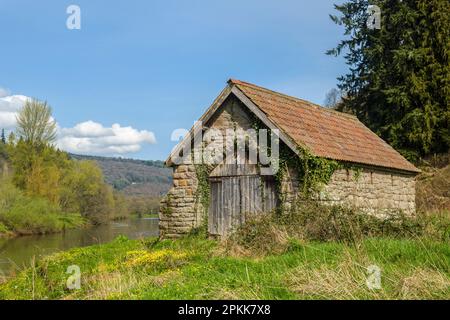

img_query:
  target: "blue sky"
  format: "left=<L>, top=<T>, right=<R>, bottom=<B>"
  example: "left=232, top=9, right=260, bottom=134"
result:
left=0, top=0, right=346, bottom=160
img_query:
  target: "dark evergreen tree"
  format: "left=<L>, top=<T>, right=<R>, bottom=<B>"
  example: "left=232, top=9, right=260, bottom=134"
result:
left=328, top=0, right=449, bottom=161
left=1, top=129, right=5, bottom=144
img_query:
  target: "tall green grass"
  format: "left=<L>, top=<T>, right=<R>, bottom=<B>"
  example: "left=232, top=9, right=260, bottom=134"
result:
left=0, top=198, right=448, bottom=299
left=223, top=202, right=450, bottom=256
left=0, top=235, right=448, bottom=300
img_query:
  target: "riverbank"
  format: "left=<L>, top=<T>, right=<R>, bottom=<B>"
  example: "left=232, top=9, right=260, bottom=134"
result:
left=0, top=223, right=14, bottom=238
left=0, top=212, right=86, bottom=239
left=1, top=234, right=449, bottom=299
left=0, top=175, right=88, bottom=238
left=0, top=217, right=160, bottom=279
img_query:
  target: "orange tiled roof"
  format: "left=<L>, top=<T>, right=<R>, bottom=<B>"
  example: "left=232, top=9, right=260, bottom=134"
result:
left=229, top=79, right=419, bottom=173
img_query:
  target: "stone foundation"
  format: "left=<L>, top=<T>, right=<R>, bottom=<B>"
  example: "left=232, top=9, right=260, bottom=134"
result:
left=159, top=164, right=204, bottom=238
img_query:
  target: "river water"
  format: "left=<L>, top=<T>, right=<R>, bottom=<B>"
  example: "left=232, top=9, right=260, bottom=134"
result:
left=0, top=218, right=159, bottom=278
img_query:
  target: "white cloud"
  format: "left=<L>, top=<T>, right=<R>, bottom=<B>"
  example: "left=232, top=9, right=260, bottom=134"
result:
left=0, top=91, right=156, bottom=155
left=61, top=120, right=114, bottom=138
left=0, top=94, right=30, bottom=129
left=57, top=121, right=156, bottom=155
left=0, top=87, right=11, bottom=98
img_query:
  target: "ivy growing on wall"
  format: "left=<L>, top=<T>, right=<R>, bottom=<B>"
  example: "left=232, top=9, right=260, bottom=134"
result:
left=249, top=114, right=342, bottom=205
left=194, top=163, right=213, bottom=214
left=276, top=144, right=341, bottom=199
left=160, top=193, right=173, bottom=216
left=351, top=166, right=362, bottom=182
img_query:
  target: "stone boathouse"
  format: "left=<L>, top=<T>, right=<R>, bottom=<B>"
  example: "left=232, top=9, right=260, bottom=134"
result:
left=159, top=79, right=420, bottom=238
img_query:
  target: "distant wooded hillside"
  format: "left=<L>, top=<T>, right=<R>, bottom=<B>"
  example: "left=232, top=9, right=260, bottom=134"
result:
left=70, top=154, right=172, bottom=197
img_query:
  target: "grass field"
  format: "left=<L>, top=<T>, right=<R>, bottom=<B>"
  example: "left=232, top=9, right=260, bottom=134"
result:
left=1, top=163, right=448, bottom=300
left=0, top=234, right=448, bottom=300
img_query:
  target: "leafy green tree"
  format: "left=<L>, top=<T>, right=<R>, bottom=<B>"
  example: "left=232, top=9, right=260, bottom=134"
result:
left=7, top=132, right=16, bottom=145
left=6, top=99, right=129, bottom=226
left=16, top=99, right=57, bottom=146
left=328, top=0, right=449, bottom=160
left=60, top=160, right=115, bottom=224
left=112, top=191, right=130, bottom=219
left=8, top=138, right=35, bottom=189
left=7, top=139, right=70, bottom=195
left=0, top=132, right=7, bottom=159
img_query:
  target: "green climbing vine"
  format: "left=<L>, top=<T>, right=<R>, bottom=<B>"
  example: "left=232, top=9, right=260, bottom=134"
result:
left=352, top=166, right=362, bottom=181
left=189, top=162, right=213, bottom=236
left=249, top=112, right=344, bottom=206
left=276, top=144, right=341, bottom=199
left=160, top=193, right=173, bottom=216
left=340, top=162, right=364, bottom=182
left=194, top=163, right=212, bottom=213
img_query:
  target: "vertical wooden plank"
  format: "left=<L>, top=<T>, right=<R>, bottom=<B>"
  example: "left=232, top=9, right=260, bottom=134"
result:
left=263, top=177, right=277, bottom=212
left=216, top=181, right=220, bottom=234
left=245, top=176, right=249, bottom=216
left=216, top=181, right=221, bottom=234
left=208, top=182, right=214, bottom=235
left=240, top=176, right=248, bottom=220
left=222, top=178, right=227, bottom=236
left=232, top=177, right=241, bottom=232
left=208, top=181, right=220, bottom=235
left=224, top=177, right=233, bottom=237
left=209, top=174, right=278, bottom=237
left=253, top=176, right=262, bottom=214
left=244, top=176, right=249, bottom=222
left=223, top=178, right=229, bottom=236
left=239, top=176, right=245, bottom=218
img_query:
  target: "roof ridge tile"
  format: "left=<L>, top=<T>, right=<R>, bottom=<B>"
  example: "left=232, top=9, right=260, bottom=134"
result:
left=228, top=78, right=359, bottom=121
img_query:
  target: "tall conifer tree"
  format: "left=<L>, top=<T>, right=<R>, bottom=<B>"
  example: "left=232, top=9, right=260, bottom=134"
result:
left=328, top=0, right=449, bottom=160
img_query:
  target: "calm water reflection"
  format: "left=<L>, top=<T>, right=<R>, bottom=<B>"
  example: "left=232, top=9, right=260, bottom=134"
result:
left=0, top=218, right=159, bottom=277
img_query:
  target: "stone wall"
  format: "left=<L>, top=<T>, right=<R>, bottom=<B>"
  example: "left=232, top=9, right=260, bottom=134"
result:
left=321, top=167, right=416, bottom=215
left=159, top=164, right=203, bottom=238
left=281, top=165, right=416, bottom=216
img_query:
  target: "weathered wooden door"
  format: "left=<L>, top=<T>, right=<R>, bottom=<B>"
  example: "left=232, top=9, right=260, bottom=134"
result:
left=208, top=175, right=277, bottom=237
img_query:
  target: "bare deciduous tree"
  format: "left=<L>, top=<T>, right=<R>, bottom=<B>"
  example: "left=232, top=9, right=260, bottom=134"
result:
left=324, top=88, right=342, bottom=109
left=16, top=99, right=57, bottom=146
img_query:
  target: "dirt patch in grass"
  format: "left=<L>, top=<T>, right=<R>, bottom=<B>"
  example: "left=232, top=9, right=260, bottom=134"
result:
left=285, top=249, right=450, bottom=300
left=397, top=268, right=450, bottom=299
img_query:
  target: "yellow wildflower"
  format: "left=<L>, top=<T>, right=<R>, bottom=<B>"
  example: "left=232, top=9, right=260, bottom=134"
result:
left=124, top=249, right=187, bottom=267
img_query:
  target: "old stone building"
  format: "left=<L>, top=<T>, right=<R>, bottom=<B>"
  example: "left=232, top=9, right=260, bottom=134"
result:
left=159, top=79, right=420, bottom=238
